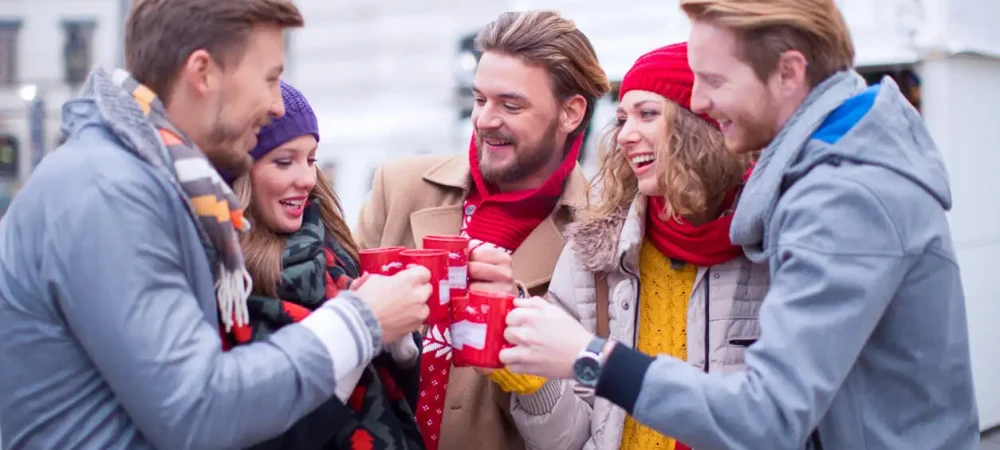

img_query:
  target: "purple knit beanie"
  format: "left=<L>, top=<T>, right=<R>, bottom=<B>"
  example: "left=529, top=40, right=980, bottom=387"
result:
left=250, top=81, right=319, bottom=161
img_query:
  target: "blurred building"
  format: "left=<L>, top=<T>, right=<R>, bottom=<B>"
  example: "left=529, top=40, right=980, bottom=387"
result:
left=0, top=0, right=121, bottom=213
left=287, top=0, right=513, bottom=227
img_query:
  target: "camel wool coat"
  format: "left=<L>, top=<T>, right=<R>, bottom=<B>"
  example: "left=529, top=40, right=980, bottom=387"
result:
left=354, top=154, right=588, bottom=450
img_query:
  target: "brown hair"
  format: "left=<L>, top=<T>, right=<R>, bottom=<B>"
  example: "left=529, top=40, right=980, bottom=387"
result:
left=234, top=169, right=359, bottom=298
left=125, top=0, right=303, bottom=104
left=475, top=10, right=611, bottom=136
left=583, top=100, right=749, bottom=221
left=680, top=0, right=854, bottom=87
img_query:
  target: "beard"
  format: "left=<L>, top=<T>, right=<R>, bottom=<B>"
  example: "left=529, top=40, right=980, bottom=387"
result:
left=202, top=103, right=260, bottom=181
left=724, top=94, right=781, bottom=155
left=476, top=117, right=561, bottom=184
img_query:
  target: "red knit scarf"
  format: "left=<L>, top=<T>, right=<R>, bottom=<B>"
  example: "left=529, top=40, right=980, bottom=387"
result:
left=645, top=194, right=742, bottom=267
left=414, top=134, right=582, bottom=450
left=645, top=162, right=754, bottom=267
left=463, top=133, right=583, bottom=249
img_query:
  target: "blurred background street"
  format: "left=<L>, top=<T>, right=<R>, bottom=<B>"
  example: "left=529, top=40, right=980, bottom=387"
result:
left=0, top=0, right=998, bottom=446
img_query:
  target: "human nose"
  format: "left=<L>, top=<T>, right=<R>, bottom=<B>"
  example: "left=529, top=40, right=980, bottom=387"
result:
left=269, top=84, right=286, bottom=119
left=617, top=117, right=640, bottom=148
left=293, top=164, right=317, bottom=192
left=474, top=102, right=502, bottom=131
left=690, top=78, right=711, bottom=115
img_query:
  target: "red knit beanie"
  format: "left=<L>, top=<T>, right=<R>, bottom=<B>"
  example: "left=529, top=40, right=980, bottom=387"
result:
left=619, top=42, right=719, bottom=128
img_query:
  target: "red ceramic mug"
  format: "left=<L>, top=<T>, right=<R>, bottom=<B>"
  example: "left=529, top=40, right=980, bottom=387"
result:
left=400, top=249, right=450, bottom=324
left=450, top=290, right=515, bottom=369
left=422, top=235, right=470, bottom=299
left=450, top=295, right=471, bottom=367
left=358, top=247, right=406, bottom=276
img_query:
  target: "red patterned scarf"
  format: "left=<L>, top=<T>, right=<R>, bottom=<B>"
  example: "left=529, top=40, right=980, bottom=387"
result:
left=415, top=134, right=582, bottom=449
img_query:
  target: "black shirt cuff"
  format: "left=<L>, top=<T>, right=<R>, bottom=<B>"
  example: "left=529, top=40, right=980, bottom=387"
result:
left=594, top=343, right=655, bottom=415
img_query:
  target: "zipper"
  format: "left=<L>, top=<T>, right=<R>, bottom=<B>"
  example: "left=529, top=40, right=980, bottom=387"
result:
left=808, top=429, right=823, bottom=449
left=703, top=267, right=711, bottom=373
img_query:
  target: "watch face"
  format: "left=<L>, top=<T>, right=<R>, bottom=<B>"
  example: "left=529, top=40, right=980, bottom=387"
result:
left=573, top=356, right=601, bottom=386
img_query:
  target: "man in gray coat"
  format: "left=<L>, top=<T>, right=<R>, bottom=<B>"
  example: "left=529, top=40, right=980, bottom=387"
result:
left=498, top=0, right=980, bottom=449
left=0, top=1, right=430, bottom=449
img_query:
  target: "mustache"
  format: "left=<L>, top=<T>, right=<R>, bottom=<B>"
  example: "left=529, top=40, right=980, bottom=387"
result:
left=476, top=130, right=517, bottom=145
left=255, top=117, right=274, bottom=129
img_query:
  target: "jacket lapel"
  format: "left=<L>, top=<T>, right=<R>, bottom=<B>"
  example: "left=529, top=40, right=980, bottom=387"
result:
left=409, top=156, right=471, bottom=245
left=511, top=167, right=588, bottom=291
left=410, top=205, right=464, bottom=246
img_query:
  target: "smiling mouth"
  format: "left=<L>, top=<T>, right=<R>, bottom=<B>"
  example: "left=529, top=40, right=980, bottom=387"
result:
left=630, top=153, right=655, bottom=169
left=484, top=138, right=513, bottom=147
left=280, top=199, right=304, bottom=209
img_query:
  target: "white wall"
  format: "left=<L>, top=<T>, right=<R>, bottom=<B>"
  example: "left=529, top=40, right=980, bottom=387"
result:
left=919, top=53, right=1000, bottom=430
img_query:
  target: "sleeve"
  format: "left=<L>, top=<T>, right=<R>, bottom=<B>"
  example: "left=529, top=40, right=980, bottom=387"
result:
left=489, top=369, right=547, bottom=394
left=594, top=175, right=912, bottom=450
left=509, top=246, right=594, bottom=450
left=354, top=163, right=389, bottom=250
left=43, top=176, right=382, bottom=450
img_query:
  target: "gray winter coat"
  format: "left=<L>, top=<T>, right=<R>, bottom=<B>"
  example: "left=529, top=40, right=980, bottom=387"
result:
left=0, top=69, right=383, bottom=450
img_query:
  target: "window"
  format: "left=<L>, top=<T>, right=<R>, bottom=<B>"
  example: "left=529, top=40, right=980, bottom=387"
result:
left=62, top=20, right=97, bottom=86
left=0, top=21, right=22, bottom=85
left=0, top=133, right=19, bottom=177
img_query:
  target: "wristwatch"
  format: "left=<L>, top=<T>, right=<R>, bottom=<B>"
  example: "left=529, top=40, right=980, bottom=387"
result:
left=572, top=335, right=608, bottom=396
left=514, top=280, right=528, bottom=298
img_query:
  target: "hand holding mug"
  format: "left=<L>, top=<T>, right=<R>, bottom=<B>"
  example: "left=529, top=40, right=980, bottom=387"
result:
left=467, top=244, right=517, bottom=296
left=498, top=296, right=593, bottom=379
left=353, top=266, right=431, bottom=344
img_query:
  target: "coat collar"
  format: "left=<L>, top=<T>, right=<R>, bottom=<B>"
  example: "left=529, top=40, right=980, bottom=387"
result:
left=413, top=154, right=587, bottom=290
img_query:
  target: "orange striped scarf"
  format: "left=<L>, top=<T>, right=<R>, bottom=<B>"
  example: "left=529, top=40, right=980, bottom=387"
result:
left=112, top=69, right=252, bottom=332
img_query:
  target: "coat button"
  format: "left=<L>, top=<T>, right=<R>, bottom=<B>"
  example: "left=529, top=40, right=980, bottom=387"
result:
left=622, top=301, right=630, bottom=311
left=465, top=205, right=476, bottom=215
left=713, top=273, right=721, bottom=279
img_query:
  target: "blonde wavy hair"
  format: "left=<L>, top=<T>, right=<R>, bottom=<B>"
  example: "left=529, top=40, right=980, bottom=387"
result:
left=581, top=99, right=750, bottom=221
left=233, top=168, right=359, bottom=298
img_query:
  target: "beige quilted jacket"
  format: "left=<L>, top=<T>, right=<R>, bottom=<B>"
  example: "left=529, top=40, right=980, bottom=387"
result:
left=509, top=199, right=770, bottom=450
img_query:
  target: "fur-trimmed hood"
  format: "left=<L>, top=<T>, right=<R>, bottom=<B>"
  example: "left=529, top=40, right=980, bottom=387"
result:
left=565, top=199, right=647, bottom=273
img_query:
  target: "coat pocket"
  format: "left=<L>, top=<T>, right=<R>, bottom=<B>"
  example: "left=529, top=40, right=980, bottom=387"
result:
left=728, top=338, right=758, bottom=348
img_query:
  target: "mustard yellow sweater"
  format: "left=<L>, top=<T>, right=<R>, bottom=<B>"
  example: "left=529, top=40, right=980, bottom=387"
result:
left=490, top=240, right=696, bottom=450
left=620, top=240, right=697, bottom=450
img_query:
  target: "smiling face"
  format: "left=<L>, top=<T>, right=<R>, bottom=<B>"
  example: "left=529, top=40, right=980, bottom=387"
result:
left=616, top=90, right=671, bottom=197
left=202, top=23, right=288, bottom=176
left=249, top=134, right=318, bottom=234
left=687, top=20, right=784, bottom=155
left=471, top=51, right=569, bottom=188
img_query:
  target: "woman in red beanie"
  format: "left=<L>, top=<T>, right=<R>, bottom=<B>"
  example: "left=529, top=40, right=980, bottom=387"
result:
left=501, top=43, right=768, bottom=450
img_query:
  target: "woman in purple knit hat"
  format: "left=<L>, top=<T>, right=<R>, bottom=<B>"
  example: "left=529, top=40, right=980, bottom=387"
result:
left=228, top=81, right=425, bottom=450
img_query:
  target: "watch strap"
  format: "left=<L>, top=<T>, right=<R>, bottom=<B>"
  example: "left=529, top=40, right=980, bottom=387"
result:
left=585, top=336, right=607, bottom=356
